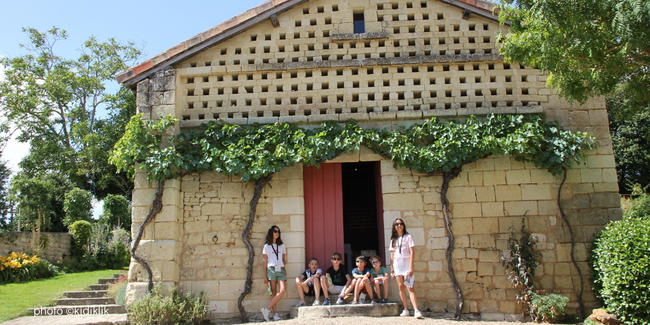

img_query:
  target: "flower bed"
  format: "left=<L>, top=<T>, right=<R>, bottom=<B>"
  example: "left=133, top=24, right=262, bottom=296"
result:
left=0, top=252, right=40, bottom=284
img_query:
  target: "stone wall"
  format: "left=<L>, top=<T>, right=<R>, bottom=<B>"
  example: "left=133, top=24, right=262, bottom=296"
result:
left=0, top=232, right=71, bottom=262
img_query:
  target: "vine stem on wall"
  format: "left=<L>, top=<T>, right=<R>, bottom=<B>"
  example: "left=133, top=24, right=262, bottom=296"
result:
left=238, top=174, right=273, bottom=323
left=557, top=167, right=585, bottom=319
left=440, top=167, right=464, bottom=319
left=131, top=181, right=165, bottom=292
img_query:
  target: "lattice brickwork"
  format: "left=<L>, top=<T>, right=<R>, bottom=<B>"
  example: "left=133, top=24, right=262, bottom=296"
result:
left=175, top=0, right=547, bottom=126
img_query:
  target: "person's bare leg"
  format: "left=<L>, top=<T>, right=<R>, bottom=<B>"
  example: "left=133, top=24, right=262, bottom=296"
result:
left=267, top=280, right=286, bottom=313
left=314, top=279, right=321, bottom=302
left=396, top=276, right=408, bottom=310
left=373, top=279, right=381, bottom=299
left=406, top=285, right=418, bottom=310
left=363, top=278, right=374, bottom=299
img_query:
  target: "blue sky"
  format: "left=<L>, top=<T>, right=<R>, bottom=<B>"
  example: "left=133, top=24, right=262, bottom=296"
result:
left=1, top=0, right=268, bottom=215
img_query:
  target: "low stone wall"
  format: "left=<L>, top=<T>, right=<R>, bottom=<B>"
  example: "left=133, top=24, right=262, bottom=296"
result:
left=0, top=232, right=71, bottom=262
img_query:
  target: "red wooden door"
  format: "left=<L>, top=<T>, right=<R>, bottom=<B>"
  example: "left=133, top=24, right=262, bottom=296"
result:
left=303, top=163, right=344, bottom=271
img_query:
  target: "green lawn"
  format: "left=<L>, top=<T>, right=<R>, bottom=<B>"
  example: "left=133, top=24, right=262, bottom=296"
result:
left=0, top=269, right=123, bottom=323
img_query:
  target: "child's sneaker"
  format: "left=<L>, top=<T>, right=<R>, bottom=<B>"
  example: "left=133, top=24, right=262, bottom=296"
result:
left=260, top=307, right=270, bottom=321
left=336, top=297, right=345, bottom=305
left=294, top=301, right=306, bottom=307
left=273, top=313, right=282, bottom=321
left=371, top=298, right=378, bottom=304
left=322, top=297, right=331, bottom=305
left=352, top=299, right=358, bottom=304
left=414, top=310, right=423, bottom=319
left=312, top=300, right=320, bottom=306
left=400, top=309, right=410, bottom=317
left=382, top=299, right=389, bottom=303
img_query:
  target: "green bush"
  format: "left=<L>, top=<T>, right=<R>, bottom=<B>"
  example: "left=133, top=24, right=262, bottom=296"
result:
left=63, top=188, right=93, bottom=227
left=100, top=194, right=131, bottom=230
left=128, top=285, right=208, bottom=325
left=69, top=220, right=92, bottom=258
left=592, top=216, right=650, bottom=324
left=34, top=259, right=62, bottom=278
left=529, top=292, right=569, bottom=323
left=623, top=193, right=650, bottom=220
left=83, top=224, right=130, bottom=270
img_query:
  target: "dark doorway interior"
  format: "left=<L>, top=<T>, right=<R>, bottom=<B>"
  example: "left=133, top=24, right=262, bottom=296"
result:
left=342, top=162, right=379, bottom=266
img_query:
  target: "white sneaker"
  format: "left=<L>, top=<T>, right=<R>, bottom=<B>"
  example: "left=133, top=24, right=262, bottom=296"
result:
left=414, top=310, right=423, bottom=319
left=400, top=309, right=409, bottom=317
left=273, top=313, right=281, bottom=321
left=312, top=299, right=320, bottom=306
left=260, top=307, right=270, bottom=322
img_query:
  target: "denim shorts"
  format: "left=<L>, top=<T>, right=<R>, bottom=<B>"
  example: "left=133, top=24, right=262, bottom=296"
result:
left=267, top=267, right=286, bottom=281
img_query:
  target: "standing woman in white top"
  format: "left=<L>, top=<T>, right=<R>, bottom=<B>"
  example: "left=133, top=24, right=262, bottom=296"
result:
left=390, top=218, right=423, bottom=319
left=260, top=225, right=287, bottom=322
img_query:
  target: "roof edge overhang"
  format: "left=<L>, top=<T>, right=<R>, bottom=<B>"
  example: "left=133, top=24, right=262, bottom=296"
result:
left=116, top=0, right=501, bottom=87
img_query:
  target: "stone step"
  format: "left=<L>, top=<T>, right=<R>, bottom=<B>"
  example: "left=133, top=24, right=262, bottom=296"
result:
left=290, top=302, right=400, bottom=319
left=64, top=290, right=108, bottom=298
left=29, top=304, right=127, bottom=316
left=55, top=297, right=115, bottom=306
left=90, top=284, right=110, bottom=291
left=97, top=278, right=118, bottom=284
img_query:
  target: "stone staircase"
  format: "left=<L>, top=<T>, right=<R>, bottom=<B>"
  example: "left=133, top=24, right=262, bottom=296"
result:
left=29, top=273, right=127, bottom=316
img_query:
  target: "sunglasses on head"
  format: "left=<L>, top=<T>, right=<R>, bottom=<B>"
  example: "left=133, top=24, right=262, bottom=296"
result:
left=395, top=222, right=404, bottom=226
left=332, top=257, right=341, bottom=261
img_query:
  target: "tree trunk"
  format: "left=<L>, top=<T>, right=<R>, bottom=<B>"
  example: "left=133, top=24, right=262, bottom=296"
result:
left=238, top=174, right=273, bottom=323
left=131, top=181, right=164, bottom=292
left=441, top=168, right=464, bottom=319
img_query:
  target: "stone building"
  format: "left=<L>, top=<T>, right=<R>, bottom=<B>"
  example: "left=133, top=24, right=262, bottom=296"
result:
left=117, top=0, right=620, bottom=321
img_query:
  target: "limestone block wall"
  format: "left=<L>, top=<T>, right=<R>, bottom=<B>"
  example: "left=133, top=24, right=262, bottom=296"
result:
left=177, top=165, right=305, bottom=318
left=0, top=232, right=71, bottom=262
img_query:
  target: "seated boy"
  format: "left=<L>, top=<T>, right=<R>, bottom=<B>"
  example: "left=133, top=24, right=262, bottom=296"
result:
left=349, top=255, right=376, bottom=304
left=294, top=258, right=323, bottom=306
left=320, top=252, right=351, bottom=305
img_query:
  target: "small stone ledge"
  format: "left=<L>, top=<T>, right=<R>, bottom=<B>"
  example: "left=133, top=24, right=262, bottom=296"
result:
left=178, top=105, right=543, bottom=128
left=251, top=53, right=504, bottom=72
left=289, top=303, right=400, bottom=319
left=330, top=31, right=390, bottom=41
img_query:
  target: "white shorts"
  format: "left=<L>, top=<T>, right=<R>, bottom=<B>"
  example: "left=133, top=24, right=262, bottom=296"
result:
left=393, top=258, right=411, bottom=277
left=328, top=285, right=346, bottom=295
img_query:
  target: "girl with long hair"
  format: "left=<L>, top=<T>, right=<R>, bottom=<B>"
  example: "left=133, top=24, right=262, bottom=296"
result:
left=390, top=218, right=422, bottom=318
left=261, top=225, right=286, bottom=321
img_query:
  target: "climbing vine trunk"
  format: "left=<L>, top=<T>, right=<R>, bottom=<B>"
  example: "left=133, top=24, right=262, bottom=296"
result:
left=440, top=168, right=464, bottom=319
left=557, top=168, right=585, bottom=319
left=131, top=181, right=164, bottom=292
left=238, top=174, right=273, bottom=323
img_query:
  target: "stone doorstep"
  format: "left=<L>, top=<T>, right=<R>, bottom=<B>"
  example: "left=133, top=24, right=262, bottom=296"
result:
left=290, top=303, right=401, bottom=319
left=64, top=291, right=108, bottom=298
left=55, top=297, right=115, bottom=306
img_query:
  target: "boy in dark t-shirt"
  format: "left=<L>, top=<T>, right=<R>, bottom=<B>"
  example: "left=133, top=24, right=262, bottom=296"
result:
left=319, top=252, right=351, bottom=305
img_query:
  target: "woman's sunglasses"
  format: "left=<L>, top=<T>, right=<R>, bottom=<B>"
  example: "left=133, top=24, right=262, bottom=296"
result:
left=395, top=223, right=405, bottom=226
left=273, top=230, right=280, bottom=233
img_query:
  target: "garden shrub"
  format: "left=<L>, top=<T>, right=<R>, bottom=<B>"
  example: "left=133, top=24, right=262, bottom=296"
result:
left=529, top=292, right=569, bottom=323
left=69, top=220, right=92, bottom=258
left=34, top=258, right=62, bottom=278
left=128, top=285, right=208, bottom=325
left=99, top=194, right=131, bottom=230
left=0, top=252, right=40, bottom=283
left=623, top=193, right=650, bottom=220
left=84, top=224, right=131, bottom=270
left=107, top=272, right=127, bottom=305
left=592, top=216, right=650, bottom=324
left=63, top=188, right=93, bottom=227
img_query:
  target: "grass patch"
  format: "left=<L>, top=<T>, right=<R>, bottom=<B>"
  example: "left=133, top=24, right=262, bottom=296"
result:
left=0, top=269, right=122, bottom=323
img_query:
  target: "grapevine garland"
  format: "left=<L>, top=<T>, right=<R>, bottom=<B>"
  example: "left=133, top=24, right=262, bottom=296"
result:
left=112, top=113, right=593, bottom=321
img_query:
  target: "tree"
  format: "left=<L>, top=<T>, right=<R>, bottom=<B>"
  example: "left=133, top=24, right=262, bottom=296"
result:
left=608, top=93, right=650, bottom=194
left=63, top=187, right=93, bottom=227
left=99, top=194, right=130, bottom=230
left=0, top=27, right=141, bottom=198
left=9, top=173, right=55, bottom=232
left=0, top=160, right=13, bottom=229
left=497, top=0, right=650, bottom=105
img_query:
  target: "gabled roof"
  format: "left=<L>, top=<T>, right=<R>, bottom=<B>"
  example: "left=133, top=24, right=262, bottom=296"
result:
left=116, top=0, right=500, bottom=86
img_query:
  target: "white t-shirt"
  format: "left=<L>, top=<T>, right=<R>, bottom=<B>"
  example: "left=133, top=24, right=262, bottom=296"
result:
left=263, top=243, right=286, bottom=268
left=389, top=234, right=414, bottom=260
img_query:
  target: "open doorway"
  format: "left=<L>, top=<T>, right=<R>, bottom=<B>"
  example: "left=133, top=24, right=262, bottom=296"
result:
left=342, top=162, right=383, bottom=266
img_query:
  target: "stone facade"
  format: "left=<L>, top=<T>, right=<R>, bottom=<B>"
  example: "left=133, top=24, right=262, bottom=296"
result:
left=119, top=0, right=620, bottom=321
left=0, top=232, right=71, bottom=262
